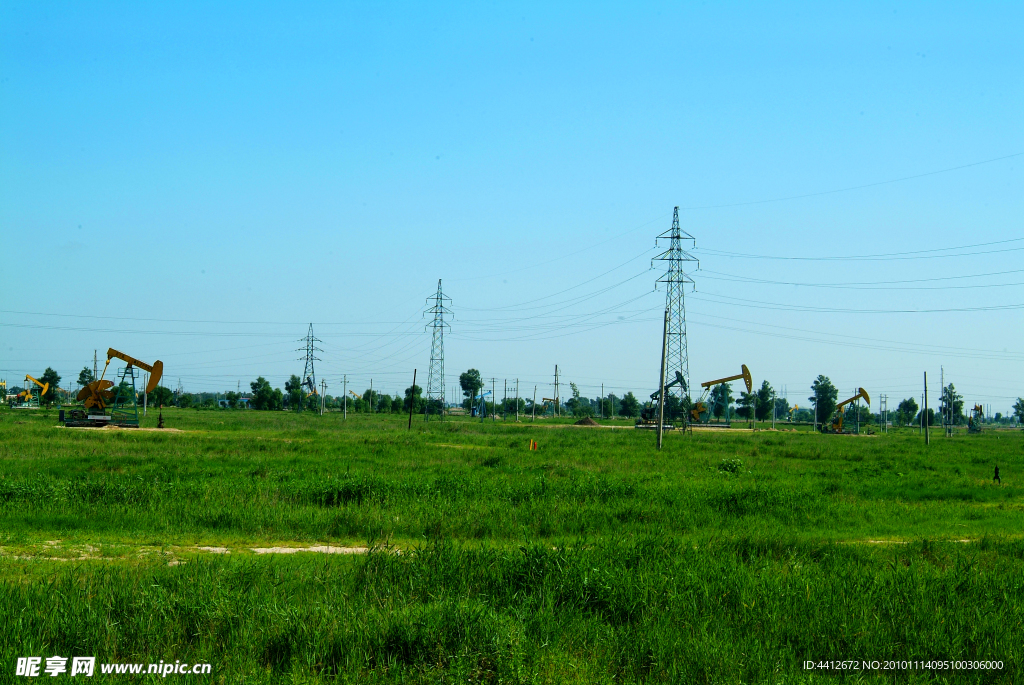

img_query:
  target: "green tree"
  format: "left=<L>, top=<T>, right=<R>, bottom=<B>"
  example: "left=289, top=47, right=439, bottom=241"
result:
left=284, top=375, right=304, bottom=410
left=734, top=391, right=754, bottom=420
left=603, top=393, right=619, bottom=418
left=150, top=386, right=174, bottom=407
left=250, top=377, right=283, bottom=410
left=754, top=380, right=774, bottom=421
left=459, top=369, right=484, bottom=403
left=178, top=393, right=194, bottom=409
left=619, top=392, right=640, bottom=418
left=225, top=391, right=241, bottom=408
left=896, top=397, right=918, bottom=427
left=39, top=367, right=61, bottom=406
left=77, top=366, right=95, bottom=389
left=810, top=375, right=838, bottom=426
left=404, top=384, right=424, bottom=413
left=304, top=392, right=320, bottom=411
left=773, top=396, right=791, bottom=420
left=710, top=383, right=733, bottom=419
left=1012, top=398, right=1024, bottom=423
left=939, top=383, right=965, bottom=425
left=567, top=382, right=593, bottom=418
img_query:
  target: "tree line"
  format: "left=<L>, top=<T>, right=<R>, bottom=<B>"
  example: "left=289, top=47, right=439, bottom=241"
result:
left=12, top=364, right=1024, bottom=425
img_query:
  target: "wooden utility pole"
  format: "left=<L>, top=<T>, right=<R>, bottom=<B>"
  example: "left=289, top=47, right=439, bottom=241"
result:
left=408, top=369, right=417, bottom=430
left=657, top=309, right=668, bottom=450
left=503, top=379, right=507, bottom=421
left=601, top=383, right=604, bottom=418
left=369, top=379, right=373, bottom=414
left=343, top=375, right=347, bottom=419
left=491, top=378, right=495, bottom=421
left=532, top=386, right=537, bottom=422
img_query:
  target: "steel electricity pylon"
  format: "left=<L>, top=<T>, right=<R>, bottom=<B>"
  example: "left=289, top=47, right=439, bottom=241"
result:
left=653, top=207, right=698, bottom=411
left=297, top=323, right=322, bottom=396
left=424, top=279, right=452, bottom=420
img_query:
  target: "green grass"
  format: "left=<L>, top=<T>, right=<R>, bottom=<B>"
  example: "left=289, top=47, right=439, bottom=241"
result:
left=1, top=407, right=1022, bottom=682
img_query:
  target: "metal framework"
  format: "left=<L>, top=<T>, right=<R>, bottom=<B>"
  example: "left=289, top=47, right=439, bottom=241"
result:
left=297, top=324, right=322, bottom=396
left=424, top=279, right=452, bottom=420
left=653, top=207, right=698, bottom=410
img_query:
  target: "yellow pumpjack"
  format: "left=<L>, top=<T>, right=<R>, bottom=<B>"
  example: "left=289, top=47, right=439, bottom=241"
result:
left=15, top=375, right=50, bottom=408
left=76, top=348, right=163, bottom=411
left=690, top=364, right=752, bottom=423
left=826, top=388, right=870, bottom=433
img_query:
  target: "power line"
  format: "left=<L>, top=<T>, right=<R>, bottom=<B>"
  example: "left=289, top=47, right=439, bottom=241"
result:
left=691, top=291, right=1024, bottom=314
left=697, top=267, right=1024, bottom=290
left=678, top=151, right=1023, bottom=210
left=698, top=237, right=1024, bottom=262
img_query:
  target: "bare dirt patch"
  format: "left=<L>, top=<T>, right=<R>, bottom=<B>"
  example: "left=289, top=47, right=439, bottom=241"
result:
left=250, top=545, right=368, bottom=555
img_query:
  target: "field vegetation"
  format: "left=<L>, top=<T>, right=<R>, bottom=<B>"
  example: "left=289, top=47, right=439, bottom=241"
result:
left=1, top=407, right=1022, bottom=683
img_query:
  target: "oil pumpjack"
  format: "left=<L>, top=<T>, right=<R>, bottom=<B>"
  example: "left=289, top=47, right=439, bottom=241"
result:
left=62, top=348, right=163, bottom=427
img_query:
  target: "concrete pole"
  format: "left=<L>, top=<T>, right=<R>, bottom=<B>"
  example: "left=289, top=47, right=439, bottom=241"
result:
left=924, top=372, right=930, bottom=445
left=657, top=309, right=669, bottom=450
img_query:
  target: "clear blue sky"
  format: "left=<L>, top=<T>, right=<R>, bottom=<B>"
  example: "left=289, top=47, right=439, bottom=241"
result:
left=2, top=1, right=1022, bottom=413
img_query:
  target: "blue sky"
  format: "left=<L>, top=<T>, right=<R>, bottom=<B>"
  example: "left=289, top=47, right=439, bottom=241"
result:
left=2, top=1, right=1022, bottom=412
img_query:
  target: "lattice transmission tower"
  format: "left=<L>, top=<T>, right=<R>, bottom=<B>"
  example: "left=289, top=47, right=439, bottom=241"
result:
left=297, top=323, right=322, bottom=396
left=424, top=280, right=452, bottom=420
left=653, top=206, right=698, bottom=407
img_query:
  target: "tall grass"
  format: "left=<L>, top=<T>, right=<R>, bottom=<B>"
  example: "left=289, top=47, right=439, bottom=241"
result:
left=2, top=538, right=1020, bottom=683
left=1, top=407, right=1022, bottom=682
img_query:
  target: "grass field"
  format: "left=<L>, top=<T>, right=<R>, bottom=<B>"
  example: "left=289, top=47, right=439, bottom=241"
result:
left=1, top=406, right=1022, bottom=683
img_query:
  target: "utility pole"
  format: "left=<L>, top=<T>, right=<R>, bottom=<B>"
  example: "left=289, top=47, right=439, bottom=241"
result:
left=532, top=386, right=537, bottom=422
left=855, top=389, right=860, bottom=435
left=321, top=379, right=327, bottom=415
left=601, top=383, right=604, bottom=419
left=343, top=375, right=347, bottom=419
left=516, top=378, right=519, bottom=422
left=503, top=379, right=507, bottom=421
left=93, top=350, right=98, bottom=381
left=657, top=309, right=669, bottom=450
left=143, top=372, right=148, bottom=417
left=491, top=378, right=495, bottom=421
left=553, top=365, right=560, bottom=417
left=424, top=279, right=452, bottom=421
left=654, top=207, right=698, bottom=418
left=370, top=379, right=373, bottom=414
left=772, top=389, right=776, bottom=430
left=923, top=372, right=930, bottom=445
left=408, top=369, right=416, bottom=429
